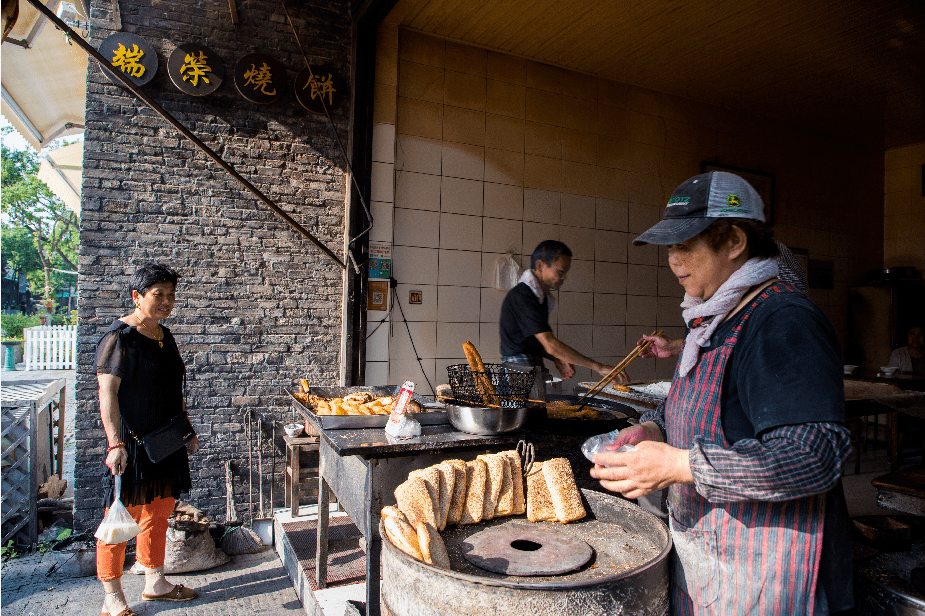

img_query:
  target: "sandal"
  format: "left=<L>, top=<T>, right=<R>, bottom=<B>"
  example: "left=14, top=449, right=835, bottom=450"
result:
left=141, top=583, right=198, bottom=602
left=101, top=610, right=137, bottom=616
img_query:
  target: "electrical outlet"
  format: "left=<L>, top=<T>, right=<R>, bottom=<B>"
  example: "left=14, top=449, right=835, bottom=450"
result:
left=409, top=289, right=423, bottom=304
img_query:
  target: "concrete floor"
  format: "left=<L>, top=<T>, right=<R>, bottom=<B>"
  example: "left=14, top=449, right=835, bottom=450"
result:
left=842, top=419, right=923, bottom=519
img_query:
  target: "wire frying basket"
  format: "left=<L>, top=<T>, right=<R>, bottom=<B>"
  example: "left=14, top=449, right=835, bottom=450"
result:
left=446, top=364, right=536, bottom=408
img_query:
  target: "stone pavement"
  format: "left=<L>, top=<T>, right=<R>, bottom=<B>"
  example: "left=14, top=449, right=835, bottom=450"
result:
left=1, top=547, right=304, bottom=615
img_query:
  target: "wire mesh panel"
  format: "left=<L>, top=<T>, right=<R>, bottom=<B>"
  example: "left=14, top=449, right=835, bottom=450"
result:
left=1, top=404, right=37, bottom=548
left=446, top=364, right=535, bottom=408
left=1, top=379, right=65, bottom=549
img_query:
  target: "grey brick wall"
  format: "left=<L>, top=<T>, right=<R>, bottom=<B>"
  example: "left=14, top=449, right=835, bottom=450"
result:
left=75, top=0, right=353, bottom=530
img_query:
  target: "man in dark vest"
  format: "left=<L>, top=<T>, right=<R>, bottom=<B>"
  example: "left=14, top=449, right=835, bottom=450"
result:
left=499, top=240, right=620, bottom=399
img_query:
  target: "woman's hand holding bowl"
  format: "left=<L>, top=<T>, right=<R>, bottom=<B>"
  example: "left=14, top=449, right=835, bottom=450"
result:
left=590, top=421, right=693, bottom=499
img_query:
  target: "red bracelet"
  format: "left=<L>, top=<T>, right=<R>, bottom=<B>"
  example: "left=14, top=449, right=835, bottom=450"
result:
left=106, top=442, right=126, bottom=453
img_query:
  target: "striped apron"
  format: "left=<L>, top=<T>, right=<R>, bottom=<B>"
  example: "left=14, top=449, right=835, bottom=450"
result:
left=665, top=284, right=825, bottom=616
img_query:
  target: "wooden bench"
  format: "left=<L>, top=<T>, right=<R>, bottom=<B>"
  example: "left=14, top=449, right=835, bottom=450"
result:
left=283, top=433, right=320, bottom=517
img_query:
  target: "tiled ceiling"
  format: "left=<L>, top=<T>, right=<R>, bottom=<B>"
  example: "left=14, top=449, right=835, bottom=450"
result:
left=386, top=0, right=924, bottom=150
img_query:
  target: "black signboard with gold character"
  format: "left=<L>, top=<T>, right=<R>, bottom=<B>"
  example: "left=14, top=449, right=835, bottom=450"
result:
left=99, top=33, right=158, bottom=87
left=234, top=53, right=286, bottom=104
left=168, top=43, right=224, bottom=96
left=294, top=66, right=347, bottom=114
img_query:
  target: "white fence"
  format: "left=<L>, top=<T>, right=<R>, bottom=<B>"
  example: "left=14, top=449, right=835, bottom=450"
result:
left=22, top=325, right=76, bottom=370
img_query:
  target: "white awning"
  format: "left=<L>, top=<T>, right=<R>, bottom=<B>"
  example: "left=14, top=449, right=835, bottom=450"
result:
left=1, top=0, right=89, bottom=151
left=37, top=139, right=82, bottom=213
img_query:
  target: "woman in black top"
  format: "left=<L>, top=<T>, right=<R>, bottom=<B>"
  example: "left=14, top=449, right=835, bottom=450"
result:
left=95, top=263, right=198, bottom=616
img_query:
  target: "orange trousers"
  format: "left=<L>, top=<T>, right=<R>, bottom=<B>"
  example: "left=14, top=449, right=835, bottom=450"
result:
left=96, top=496, right=175, bottom=582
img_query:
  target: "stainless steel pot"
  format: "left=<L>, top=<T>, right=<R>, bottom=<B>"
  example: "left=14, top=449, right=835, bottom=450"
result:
left=445, top=403, right=527, bottom=435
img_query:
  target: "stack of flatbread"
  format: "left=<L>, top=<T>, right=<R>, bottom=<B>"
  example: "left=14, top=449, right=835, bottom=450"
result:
left=383, top=453, right=585, bottom=570
left=525, top=457, right=586, bottom=523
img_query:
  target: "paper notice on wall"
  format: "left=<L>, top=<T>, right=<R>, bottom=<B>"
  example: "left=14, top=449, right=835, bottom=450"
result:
left=368, top=280, right=389, bottom=311
left=369, top=242, right=392, bottom=280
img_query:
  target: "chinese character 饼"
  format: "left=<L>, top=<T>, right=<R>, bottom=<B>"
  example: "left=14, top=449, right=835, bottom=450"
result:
left=180, top=51, right=212, bottom=87
left=243, top=63, right=276, bottom=96
left=111, top=43, right=146, bottom=78
left=305, top=73, right=335, bottom=105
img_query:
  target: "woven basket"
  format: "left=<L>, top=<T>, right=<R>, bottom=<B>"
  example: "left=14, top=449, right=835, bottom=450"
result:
left=446, top=363, right=535, bottom=408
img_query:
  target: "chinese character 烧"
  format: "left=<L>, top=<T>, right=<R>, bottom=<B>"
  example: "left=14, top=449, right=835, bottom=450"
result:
left=305, top=73, right=335, bottom=105
left=181, top=51, right=212, bottom=87
left=243, top=63, right=276, bottom=96
left=111, top=43, right=146, bottom=78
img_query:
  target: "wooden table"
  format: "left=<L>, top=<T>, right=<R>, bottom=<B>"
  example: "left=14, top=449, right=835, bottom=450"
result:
left=294, top=407, right=521, bottom=616
left=844, top=377, right=925, bottom=471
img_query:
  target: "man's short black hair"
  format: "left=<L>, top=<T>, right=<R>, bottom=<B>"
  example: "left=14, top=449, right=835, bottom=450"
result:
left=530, top=240, right=572, bottom=270
left=129, top=263, right=180, bottom=296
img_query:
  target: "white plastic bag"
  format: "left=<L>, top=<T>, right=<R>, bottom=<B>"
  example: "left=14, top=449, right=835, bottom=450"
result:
left=385, top=413, right=421, bottom=439
left=581, top=429, right=636, bottom=465
left=385, top=380, right=422, bottom=439
left=95, top=475, right=142, bottom=545
left=492, top=254, right=521, bottom=291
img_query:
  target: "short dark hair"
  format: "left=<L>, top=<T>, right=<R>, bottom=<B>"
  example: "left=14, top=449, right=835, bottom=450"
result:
left=129, top=263, right=180, bottom=296
left=530, top=240, right=572, bottom=270
left=699, top=218, right=778, bottom=260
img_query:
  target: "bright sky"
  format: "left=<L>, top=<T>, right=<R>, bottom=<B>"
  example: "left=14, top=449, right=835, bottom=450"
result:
left=0, top=117, right=33, bottom=152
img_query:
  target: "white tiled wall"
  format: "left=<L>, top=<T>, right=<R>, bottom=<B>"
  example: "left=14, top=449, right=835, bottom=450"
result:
left=366, top=24, right=885, bottom=394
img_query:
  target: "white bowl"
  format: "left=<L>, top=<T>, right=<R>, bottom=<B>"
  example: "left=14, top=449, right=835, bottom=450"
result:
left=880, top=366, right=899, bottom=377
left=284, top=423, right=304, bottom=437
left=843, top=365, right=858, bottom=375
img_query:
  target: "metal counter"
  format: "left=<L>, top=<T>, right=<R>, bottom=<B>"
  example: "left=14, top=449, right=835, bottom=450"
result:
left=296, top=407, right=521, bottom=616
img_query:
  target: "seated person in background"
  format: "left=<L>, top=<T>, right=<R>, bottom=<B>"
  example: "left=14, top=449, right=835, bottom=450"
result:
left=888, top=325, right=925, bottom=376
left=499, top=240, right=621, bottom=396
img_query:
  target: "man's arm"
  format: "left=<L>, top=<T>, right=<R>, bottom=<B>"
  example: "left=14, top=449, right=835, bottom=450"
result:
left=535, top=331, right=614, bottom=377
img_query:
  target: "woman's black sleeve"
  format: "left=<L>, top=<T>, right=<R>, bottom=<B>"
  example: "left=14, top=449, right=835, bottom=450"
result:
left=94, top=330, right=126, bottom=378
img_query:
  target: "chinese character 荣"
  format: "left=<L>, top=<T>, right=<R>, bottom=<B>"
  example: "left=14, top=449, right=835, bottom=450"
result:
left=180, top=51, right=212, bottom=87
left=111, top=43, right=146, bottom=78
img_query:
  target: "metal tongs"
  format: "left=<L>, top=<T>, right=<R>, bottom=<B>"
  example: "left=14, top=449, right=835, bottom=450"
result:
left=517, top=439, right=535, bottom=475
left=574, top=329, right=664, bottom=412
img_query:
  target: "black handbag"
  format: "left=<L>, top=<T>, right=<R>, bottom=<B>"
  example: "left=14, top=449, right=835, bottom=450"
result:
left=125, top=413, right=196, bottom=464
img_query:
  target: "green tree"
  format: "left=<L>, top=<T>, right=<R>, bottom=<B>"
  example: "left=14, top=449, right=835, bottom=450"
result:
left=1, top=225, right=43, bottom=274
left=1, top=128, right=79, bottom=310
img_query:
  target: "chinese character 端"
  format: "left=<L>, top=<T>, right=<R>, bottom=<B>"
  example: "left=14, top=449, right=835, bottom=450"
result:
left=181, top=51, right=213, bottom=87
left=243, top=63, right=276, bottom=96
left=111, top=43, right=146, bottom=78
left=306, top=73, right=336, bottom=105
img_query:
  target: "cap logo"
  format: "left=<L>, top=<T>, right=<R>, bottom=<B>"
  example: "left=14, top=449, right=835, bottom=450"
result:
left=726, top=194, right=741, bottom=207
left=667, top=197, right=689, bottom=207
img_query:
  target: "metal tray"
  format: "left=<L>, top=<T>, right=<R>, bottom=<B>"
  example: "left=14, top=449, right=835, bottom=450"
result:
left=288, top=385, right=448, bottom=430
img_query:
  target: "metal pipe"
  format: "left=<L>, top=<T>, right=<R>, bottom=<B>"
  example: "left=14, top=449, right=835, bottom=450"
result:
left=23, top=0, right=347, bottom=270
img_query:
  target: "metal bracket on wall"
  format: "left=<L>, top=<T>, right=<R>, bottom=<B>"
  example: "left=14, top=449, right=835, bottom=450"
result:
left=23, top=0, right=346, bottom=270
left=228, top=0, right=238, bottom=25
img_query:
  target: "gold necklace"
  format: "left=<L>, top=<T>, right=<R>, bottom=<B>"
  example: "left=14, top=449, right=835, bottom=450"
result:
left=137, top=319, right=164, bottom=348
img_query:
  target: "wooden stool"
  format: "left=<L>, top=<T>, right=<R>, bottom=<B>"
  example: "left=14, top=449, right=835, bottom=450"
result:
left=283, top=433, right=319, bottom=517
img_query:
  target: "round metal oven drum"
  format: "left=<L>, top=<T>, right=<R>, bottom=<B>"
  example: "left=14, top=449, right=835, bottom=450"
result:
left=380, top=489, right=671, bottom=616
